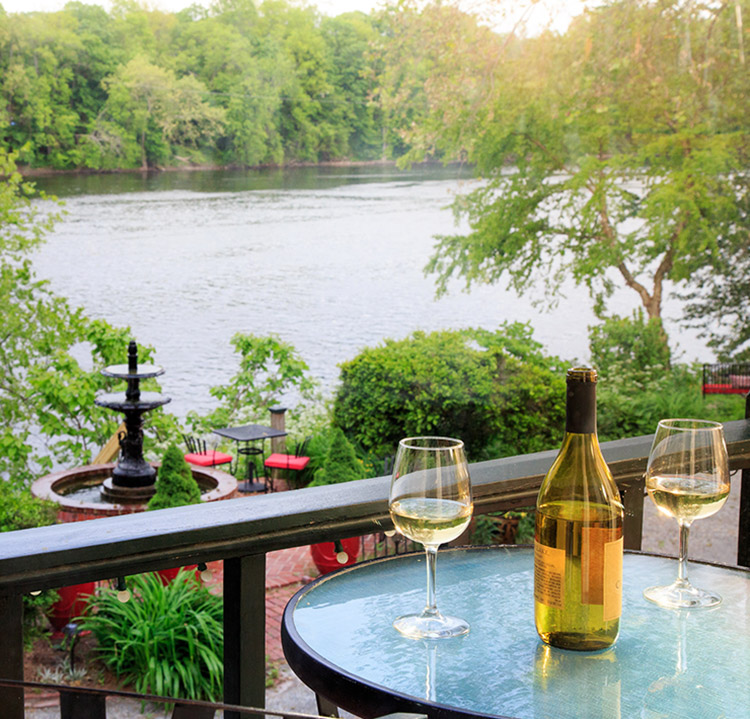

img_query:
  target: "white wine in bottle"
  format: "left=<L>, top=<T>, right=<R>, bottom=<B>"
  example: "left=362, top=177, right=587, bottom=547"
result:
left=534, top=368, right=624, bottom=651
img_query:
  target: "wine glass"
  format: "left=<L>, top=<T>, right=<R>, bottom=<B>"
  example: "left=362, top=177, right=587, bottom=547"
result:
left=389, top=436, right=473, bottom=639
left=643, top=419, right=730, bottom=609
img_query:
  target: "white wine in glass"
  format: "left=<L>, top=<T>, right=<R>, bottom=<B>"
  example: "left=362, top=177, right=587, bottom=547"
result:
left=389, top=436, right=473, bottom=639
left=643, top=419, right=730, bottom=609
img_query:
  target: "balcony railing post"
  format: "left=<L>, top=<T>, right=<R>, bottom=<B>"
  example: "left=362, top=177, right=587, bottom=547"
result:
left=60, top=690, right=106, bottom=718
left=0, top=593, right=24, bottom=719
left=739, top=393, right=750, bottom=568
left=223, top=554, right=266, bottom=719
left=619, top=476, right=645, bottom=551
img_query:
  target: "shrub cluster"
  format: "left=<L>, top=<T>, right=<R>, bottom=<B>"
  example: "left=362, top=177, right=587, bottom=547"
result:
left=332, top=323, right=567, bottom=460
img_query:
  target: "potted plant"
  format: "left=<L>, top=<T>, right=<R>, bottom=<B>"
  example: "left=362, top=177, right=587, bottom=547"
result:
left=148, top=443, right=203, bottom=583
left=307, top=428, right=365, bottom=574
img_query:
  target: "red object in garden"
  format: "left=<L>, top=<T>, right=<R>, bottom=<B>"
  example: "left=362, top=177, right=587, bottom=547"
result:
left=310, top=538, right=360, bottom=575
left=48, top=582, right=96, bottom=635
left=156, top=565, right=200, bottom=585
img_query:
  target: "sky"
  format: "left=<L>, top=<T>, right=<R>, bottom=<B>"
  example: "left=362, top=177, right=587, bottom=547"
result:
left=1, top=0, right=383, bottom=14
left=0, top=0, right=587, bottom=34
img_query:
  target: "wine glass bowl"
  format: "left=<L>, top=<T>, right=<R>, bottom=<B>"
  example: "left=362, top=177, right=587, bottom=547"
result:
left=643, top=419, right=730, bottom=609
left=389, top=436, right=473, bottom=639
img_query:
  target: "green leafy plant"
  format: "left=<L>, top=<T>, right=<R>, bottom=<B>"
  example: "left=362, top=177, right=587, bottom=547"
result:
left=309, top=427, right=365, bottom=487
left=79, top=571, right=223, bottom=701
left=147, top=444, right=201, bottom=511
left=0, top=487, right=60, bottom=646
left=470, top=510, right=535, bottom=546
left=333, top=323, right=567, bottom=460
left=188, top=333, right=320, bottom=435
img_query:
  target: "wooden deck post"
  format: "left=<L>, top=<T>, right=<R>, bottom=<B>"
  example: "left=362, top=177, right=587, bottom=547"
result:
left=738, top=392, right=750, bottom=568
left=0, top=593, right=24, bottom=719
left=223, top=554, right=266, bottom=719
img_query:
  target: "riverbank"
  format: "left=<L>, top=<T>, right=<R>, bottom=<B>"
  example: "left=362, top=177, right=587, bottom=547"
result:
left=18, top=158, right=409, bottom=179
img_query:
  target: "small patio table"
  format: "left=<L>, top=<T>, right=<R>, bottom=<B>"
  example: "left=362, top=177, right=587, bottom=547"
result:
left=282, top=546, right=750, bottom=719
left=212, top=424, right=287, bottom=478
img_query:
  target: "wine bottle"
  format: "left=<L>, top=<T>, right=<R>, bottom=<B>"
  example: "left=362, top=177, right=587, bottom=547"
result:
left=534, top=367, right=624, bottom=651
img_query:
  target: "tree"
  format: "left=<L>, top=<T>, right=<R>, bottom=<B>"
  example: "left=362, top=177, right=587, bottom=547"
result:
left=0, top=149, right=176, bottom=484
left=679, top=195, right=750, bottom=360
left=190, top=333, right=319, bottom=432
left=97, top=56, right=224, bottom=168
left=309, top=427, right=363, bottom=486
left=413, top=1, right=749, bottom=354
left=148, top=443, right=201, bottom=510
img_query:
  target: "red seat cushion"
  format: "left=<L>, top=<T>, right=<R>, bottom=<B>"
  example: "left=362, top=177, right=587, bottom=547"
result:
left=264, top=453, right=310, bottom=471
left=184, top=451, right=232, bottom=467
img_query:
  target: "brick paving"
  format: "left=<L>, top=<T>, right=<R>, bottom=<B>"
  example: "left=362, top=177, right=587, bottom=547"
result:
left=199, top=543, right=319, bottom=663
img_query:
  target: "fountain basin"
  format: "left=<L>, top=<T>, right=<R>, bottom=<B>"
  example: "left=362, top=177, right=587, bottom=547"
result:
left=32, top=462, right=238, bottom=523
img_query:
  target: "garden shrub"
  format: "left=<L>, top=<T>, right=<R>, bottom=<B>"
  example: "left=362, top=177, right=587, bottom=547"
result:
left=332, top=322, right=567, bottom=460
left=79, top=571, right=223, bottom=701
left=589, top=315, right=745, bottom=440
left=0, top=488, right=60, bottom=646
left=589, top=311, right=671, bottom=381
left=148, top=444, right=201, bottom=511
left=309, top=427, right=364, bottom=486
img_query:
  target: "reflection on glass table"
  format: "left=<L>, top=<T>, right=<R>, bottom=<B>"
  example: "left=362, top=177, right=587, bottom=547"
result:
left=282, top=547, right=749, bottom=719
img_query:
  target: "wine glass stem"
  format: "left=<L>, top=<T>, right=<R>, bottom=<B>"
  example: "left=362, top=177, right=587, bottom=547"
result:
left=423, top=545, right=439, bottom=617
left=677, top=520, right=692, bottom=585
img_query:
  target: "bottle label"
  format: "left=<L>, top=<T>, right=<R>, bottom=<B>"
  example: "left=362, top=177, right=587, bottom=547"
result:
left=603, top=536, right=623, bottom=622
left=581, top=529, right=622, bottom=620
left=534, top=541, right=565, bottom=609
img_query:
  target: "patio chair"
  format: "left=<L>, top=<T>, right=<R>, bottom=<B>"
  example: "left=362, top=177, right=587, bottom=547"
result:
left=182, top=434, right=233, bottom=469
left=264, top=437, right=311, bottom=486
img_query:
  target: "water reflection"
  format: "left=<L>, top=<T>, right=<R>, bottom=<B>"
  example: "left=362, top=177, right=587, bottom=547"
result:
left=641, top=611, right=727, bottom=719
left=423, top=640, right=437, bottom=703
left=534, top=643, right=621, bottom=719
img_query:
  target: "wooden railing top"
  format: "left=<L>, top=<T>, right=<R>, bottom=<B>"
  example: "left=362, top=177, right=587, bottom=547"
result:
left=1, top=419, right=749, bottom=595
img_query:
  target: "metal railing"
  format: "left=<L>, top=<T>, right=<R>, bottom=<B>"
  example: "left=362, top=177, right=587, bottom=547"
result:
left=702, top=362, right=750, bottom=395
left=2, top=413, right=749, bottom=719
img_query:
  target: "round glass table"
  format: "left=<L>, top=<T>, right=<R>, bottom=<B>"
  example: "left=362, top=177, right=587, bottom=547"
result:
left=282, top=546, right=750, bottom=719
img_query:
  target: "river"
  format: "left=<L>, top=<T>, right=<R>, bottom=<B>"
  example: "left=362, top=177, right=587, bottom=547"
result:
left=30, top=165, right=711, bottom=418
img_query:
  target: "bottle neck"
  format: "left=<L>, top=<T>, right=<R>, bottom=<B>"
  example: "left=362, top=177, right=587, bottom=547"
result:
left=565, top=380, right=597, bottom=434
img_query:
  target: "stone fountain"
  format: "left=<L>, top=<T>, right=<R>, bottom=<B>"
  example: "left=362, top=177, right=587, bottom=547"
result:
left=95, top=340, right=170, bottom=503
left=32, top=340, right=237, bottom=519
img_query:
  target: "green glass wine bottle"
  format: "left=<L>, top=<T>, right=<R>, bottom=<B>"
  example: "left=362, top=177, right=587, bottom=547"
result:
left=534, top=367, right=624, bottom=651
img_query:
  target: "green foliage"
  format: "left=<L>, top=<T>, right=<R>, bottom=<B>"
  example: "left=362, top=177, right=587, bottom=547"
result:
left=148, top=444, right=201, bottom=511
left=0, top=149, right=143, bottom=484
left=587, top=311, right=745, bottom=439
left=404, top=0, right=750, bottom=355
left=589, top=311, right=671, bottom=381
left=0, top=487, right=59, bottom=646
left=0, top=488, right=57, bottom=532
left=679, top=198, right=750, bottom=361
left=309, top=427, right=364, bottom=486
left=190, top=332, right=319, bottom=434
left=0, top=0, right=388, bottom=168
left=471, top=510, right=535, bottom=546
left=79, top=571, right=223, bottom=701
left=597, top=364, right=745, bottom=442
left=332, top=323, right=567, bottom=460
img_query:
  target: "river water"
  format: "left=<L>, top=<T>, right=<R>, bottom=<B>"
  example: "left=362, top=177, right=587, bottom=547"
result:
left=31, top=165, right=710, bottom=418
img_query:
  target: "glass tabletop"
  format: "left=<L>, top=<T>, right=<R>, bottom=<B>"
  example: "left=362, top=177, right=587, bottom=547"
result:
left=283, top=546, right=750, bottom=719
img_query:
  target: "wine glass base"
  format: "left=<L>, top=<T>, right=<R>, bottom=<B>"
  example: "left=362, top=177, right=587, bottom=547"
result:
left=643, top=581, right=722, bottom=609
left=393, top=612, right=470, bottom=639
